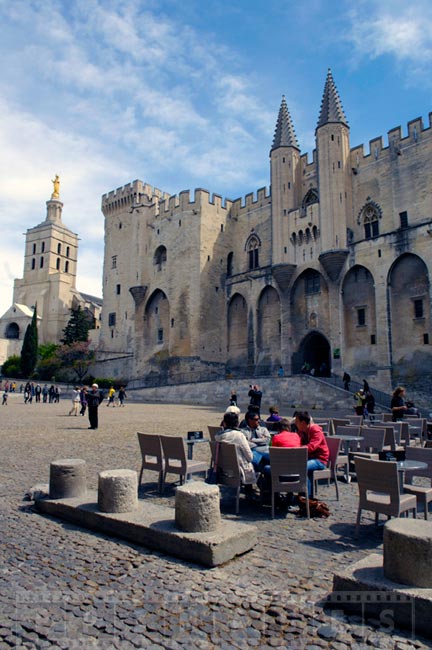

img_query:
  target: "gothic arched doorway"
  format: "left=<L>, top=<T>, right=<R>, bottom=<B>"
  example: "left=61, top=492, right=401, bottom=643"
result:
left=293, top=331, right=331, bottom=376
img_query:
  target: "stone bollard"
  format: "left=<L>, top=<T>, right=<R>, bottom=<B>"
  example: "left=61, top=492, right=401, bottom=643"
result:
left=384, top=518, right=432, bottom=587
left=49, top=459, right=87, bottom=499
left=98, top=469, right=138, bottom=513
left=175, top=481, right=221, bottom=532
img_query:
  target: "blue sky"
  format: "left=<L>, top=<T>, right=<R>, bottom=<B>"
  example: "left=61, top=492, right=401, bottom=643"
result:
left=1, top=0, right=431, bottom=317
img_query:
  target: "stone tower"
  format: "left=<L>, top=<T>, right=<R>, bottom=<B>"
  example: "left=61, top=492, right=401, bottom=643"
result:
left=316, top=69, right=352, bottom=280
left=270, top=96, right=301, bottom=266
left=12, top=182, right=79, bottom=343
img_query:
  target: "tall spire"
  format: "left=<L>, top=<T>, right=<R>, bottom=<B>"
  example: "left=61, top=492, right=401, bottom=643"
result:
left=317, top=69, right=348, bottom=129
left=271, top=95, right=299, bottom=152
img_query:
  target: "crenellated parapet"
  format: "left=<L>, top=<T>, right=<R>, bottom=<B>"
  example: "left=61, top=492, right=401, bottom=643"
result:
left=350, top=113, right=432, bottom=170
left=101, top=180, right=170, bottom=217
left=230, top=187, right=271, bottom=218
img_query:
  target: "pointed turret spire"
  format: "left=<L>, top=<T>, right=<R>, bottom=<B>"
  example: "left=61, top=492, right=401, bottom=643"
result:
left=271, top=95, right=299, bottom=152
left=317, top=69, right=348, bottom=129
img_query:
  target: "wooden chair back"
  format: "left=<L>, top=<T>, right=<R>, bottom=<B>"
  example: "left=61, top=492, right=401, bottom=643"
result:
left=208, top=425, right=222, bottom=441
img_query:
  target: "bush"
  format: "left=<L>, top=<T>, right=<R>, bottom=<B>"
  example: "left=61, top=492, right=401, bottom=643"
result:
left=1, top=355, right=22, bottom=378
left=93, top=377, right=128, bottom=390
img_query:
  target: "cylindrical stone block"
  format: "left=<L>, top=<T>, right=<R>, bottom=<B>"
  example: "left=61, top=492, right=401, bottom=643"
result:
left=384, top=518, right=432, bottom=587
left=98, top=469, right=138, bottom=513
left=49, top=458, right=87, bottom=499
left=175, top=481, right=221, bottom=532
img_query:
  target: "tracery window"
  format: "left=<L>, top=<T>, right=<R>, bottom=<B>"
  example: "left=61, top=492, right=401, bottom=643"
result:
left=301, top=188, right=319, bottom=214
left=358, top=200, right=382, bottom=240
left=154, top=245, right=167, bottom=271
left=246, top=235, right=260, bottom=270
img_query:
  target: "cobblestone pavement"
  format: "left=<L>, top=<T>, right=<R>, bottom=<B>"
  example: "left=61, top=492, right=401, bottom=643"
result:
left=0, top=394, right=430, bottom=650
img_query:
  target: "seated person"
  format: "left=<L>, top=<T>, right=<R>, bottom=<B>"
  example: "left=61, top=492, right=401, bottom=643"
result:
left=240, top=409, right=271, bottom=470
left=294, top=410, right=329, bottom=497
left=215, top=412, right=256, bottom=483
left=266, top=405, right=282, bottom=431
left=271, top=418, right=302, bottom=447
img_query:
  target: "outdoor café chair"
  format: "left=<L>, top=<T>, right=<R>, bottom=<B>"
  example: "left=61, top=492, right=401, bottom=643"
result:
left=354, top=456, right=417, bottom=537
left=403, top=446, right=432, bottom=520
left=313, top=436, right=341, bottom=501
left=269, top=447, right=309, bottom=519
left=137, top=432, right=164, bottom=494
left=160, top=435, right=207, bottom=492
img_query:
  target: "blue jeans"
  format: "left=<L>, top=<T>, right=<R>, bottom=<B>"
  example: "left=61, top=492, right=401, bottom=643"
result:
left=307, top=459, right=326, bottom=497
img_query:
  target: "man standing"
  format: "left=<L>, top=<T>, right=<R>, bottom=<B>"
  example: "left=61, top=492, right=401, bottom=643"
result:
left=248, top=385, right=263, bottom=416
left=87, top=383, right=102, bottom=430
left=294, top=411, right=329, bottom=497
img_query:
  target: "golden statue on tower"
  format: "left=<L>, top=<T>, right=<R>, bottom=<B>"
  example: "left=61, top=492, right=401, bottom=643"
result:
left=51, top=174, right=60, bottom=199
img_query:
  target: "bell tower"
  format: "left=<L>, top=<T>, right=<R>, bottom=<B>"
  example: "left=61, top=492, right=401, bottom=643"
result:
left=13, top=177, right=80, bottom=342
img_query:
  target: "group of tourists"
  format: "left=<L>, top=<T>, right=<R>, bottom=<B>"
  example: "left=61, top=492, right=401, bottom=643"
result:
left=215, top=402, right=329, bottom=501
left=67, top=384, right=128, bottom=429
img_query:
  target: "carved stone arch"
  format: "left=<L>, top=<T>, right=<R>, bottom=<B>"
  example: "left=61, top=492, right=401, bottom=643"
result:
left=244, top=233, right=261, bottom=252
left=357, top=198, right=382, bottom=225
left=388, top=253, right=431, bottom=377
left=245, top=233, right=261, bottom=270
left=291, top=232, right=297, bottom=246
left=257, top=286, right=281, bottom=371
left=301, top=188, right=319, bottom=213
left=227, top=293, right=248, bottom=368
left=342, top=264, right=376, bottom=352
left=143, top=289, right=170, bottom=350
left=298, top=230, right=304, bottom=245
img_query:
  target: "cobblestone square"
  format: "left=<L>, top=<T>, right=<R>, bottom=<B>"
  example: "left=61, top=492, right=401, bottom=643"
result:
left=0, top=394, right=430, bottom=649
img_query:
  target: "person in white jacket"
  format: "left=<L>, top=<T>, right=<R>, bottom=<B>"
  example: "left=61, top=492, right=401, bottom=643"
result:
left=215, top=412, right=256, bottom=483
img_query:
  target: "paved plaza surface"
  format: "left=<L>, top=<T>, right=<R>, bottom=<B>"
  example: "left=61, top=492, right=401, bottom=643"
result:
left=0, top=393, right=430, bottom=650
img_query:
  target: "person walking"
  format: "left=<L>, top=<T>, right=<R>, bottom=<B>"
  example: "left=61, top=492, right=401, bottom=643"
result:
left=107, top=386, right=116, bottom=407
left=80, top=386, right=88, bottom=416
left=118, top=386, right=127, bottom=407
left=69, top=387, right=80, bottom=416
left=343, top=371, right=351, bottom=391
left=87, top=383, right=102, bottom=430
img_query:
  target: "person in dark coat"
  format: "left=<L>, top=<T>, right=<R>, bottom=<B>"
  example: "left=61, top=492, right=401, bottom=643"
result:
left=87, top=383, right=102, bottom=430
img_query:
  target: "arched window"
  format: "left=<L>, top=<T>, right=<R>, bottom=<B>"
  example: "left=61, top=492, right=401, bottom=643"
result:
left=56, top=257, right=60, bottom=270
left=358, top=200, right=382, bottom=239
left=154, top=245, right=167, bottom=271
left=246, top=235, right=260, bottom=270
left=40, top=256, right=44, bottom=268
left=57, top=243, right=61, bottom=254
left=31, top=258, right=35, bottom=270
left=66, top=246, right=70, bottom=258
left=5, top=323, right=19, bottom=339
left=65, top=261, right=69, bottom=273
left=227, top=252, right=234, bottom=277
left=41, top=242, right=45, bottom=253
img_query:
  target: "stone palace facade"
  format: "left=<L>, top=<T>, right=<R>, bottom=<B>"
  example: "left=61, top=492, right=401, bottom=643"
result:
left=97, top=70, right=432, bottom=389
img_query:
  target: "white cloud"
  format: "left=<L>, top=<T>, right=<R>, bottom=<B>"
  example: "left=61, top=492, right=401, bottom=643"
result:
left=346, top=0, right=432, bottom=79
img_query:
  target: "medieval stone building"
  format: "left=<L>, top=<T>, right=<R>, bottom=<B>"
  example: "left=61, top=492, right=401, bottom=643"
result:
left=98, top=70, right=432, bottom=390
left=0, top=183, right=101, bottom=363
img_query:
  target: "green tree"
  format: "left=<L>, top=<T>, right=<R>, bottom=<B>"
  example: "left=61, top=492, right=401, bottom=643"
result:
left=61, top=306, right=92, bottom=345
left=20, top=306, right=38, bottom=377
left=38, top=343, right=59, bottom=360
left=1, top=355, right=22, bottom=378
left=56, top=341, right=95, bottom=382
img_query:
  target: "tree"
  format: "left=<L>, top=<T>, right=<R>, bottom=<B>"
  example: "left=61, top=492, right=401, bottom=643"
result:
left=56, top=341, right=95, bottom=382
left=21, top=306, right=38, bottom=377
left=62, top=306, right=92, bottom=345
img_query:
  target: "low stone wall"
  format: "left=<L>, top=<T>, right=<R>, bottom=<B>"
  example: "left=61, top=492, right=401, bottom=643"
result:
left=127, top=375, right=354, bottom=411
